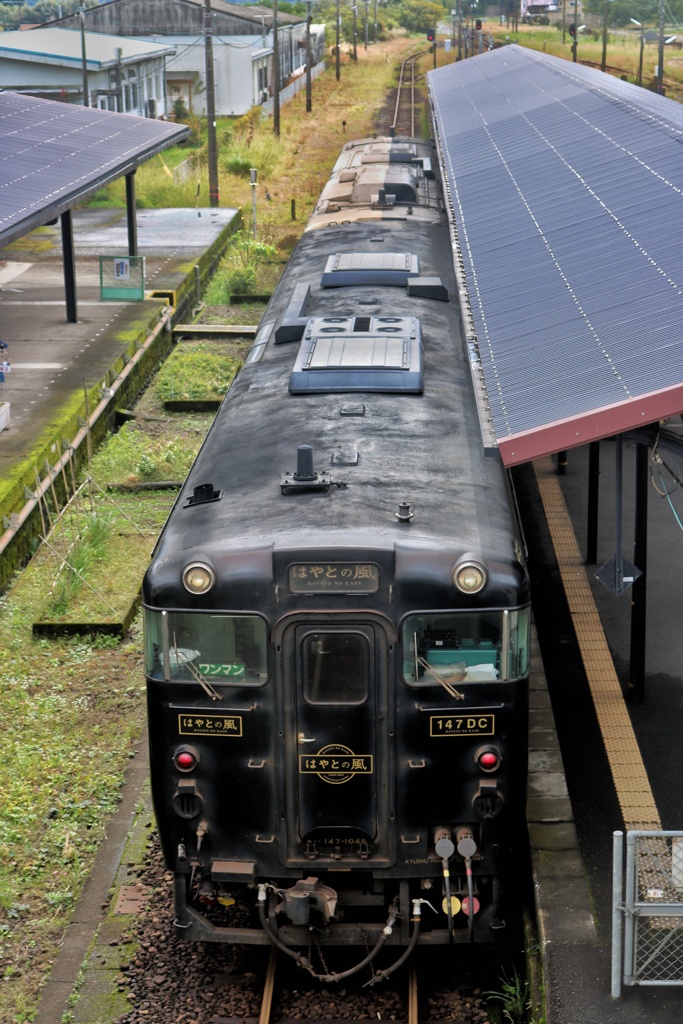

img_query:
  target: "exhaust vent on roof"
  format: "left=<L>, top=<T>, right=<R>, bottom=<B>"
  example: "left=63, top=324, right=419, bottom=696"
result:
left=289, top=316, right=423, bottom=394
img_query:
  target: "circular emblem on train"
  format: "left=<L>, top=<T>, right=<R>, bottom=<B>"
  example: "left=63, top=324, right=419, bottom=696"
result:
left=301, top=744, right=374, bottom=785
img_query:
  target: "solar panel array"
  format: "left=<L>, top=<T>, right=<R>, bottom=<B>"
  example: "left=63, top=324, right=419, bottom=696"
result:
left=429, top=46, right=683, bottom=464
left=0, top=91, right=188, bottom=248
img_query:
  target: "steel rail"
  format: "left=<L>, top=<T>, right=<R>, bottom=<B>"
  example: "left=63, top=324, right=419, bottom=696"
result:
left=259, top=947, right=278, bottom=1024
left=391, top=51, right=423, bottom=137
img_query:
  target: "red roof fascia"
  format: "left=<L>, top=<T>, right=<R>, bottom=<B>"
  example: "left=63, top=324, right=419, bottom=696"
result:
left=497, top=382, right=683, bottom=467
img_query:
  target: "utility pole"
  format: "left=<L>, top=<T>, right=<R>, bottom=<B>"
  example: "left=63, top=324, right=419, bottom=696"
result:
left=631, top=19, right=644, bottom=87
left=273, top=0, right=280, bottom=135
left=115, top=47, right=123, bottom=111
left=203, top=0, right=220, bottom=205
left=600, top=0, right=611, bottom=73
left=336, top=0, right=341, bottom=80
left=79, top=7, right=88, bottom=106
left=305, top=0, right=312, bottom=112
left=656, top=0, right=665, bottom=93
left=457, top=0, right=462, bottom=60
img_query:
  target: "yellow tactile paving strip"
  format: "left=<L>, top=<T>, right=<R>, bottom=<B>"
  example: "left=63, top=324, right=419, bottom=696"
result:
left=533, top=457, right=661, bottom=831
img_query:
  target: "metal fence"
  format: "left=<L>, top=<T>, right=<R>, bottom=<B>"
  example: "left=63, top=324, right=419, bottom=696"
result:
left=613, top=830, right=683, bottom=996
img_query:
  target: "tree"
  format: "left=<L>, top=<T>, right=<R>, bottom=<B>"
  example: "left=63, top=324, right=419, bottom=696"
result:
left=580, top=0, right=662, bottom=27
left=395, top=0, right=449, bottom=34
left=0, top=0, right=96, bottom=30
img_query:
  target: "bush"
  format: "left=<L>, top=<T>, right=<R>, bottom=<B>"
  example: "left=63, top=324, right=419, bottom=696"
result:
left=203, top=231, right=277, bottom=302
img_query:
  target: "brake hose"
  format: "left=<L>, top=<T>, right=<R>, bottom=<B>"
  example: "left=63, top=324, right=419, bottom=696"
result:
left=257, top=885, right=396, bottom=982
left=457, top=833, right=478, bottom=942
left=434, top=830, right=456, bottom=941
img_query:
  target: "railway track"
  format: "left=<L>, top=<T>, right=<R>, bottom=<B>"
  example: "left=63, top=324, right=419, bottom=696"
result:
left=113, top=834, right=494, bottom=1024
left=389, top=50, right=429, bottom=137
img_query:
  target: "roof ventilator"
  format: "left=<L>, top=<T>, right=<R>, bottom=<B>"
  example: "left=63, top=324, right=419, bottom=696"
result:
left=281, top=445, right=347, bottom=495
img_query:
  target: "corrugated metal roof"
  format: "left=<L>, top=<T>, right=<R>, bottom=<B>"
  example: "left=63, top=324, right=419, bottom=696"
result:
left=0, top=91, right=189, bottom=248
left=429, top=45, right=683, bottom=466
left=0, top=28, right=174, bottom=66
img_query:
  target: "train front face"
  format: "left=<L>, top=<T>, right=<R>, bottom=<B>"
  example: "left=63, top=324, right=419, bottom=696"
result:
left=142, top=135, right=531, bottom=954
left=143, top=544, right=529, bottom=950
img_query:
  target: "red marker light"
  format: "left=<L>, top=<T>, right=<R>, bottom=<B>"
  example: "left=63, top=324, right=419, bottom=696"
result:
left=476, top=749, right=500, bottom=772
left=175, top=750, right=197, bottom=771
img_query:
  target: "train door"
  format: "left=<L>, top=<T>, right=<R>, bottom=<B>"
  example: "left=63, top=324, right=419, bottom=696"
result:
left=278, top=616, right=395, bottom=866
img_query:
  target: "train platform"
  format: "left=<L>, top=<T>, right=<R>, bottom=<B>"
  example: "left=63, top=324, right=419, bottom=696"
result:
left=0, top=205, right=237, bottom=479
left=518, top=451, right=683, bottom=1023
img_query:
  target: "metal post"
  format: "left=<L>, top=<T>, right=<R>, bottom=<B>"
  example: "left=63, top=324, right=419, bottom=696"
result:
left=250, top=168, right=258, bottom=239
left=203, top=0, right=220, bottom=205
left=623, top=831, right=636, bottom=987
left=373, top=0, right=378, bottom=42
left=611, top=831, right=624, bottom=999
left=614, top=434, right=624, bottom=594
left=125, top=172, right=138, bottom=256
left=629, top=442, right=648, bottom=703
left=61, top=210, right=78, bottom=324
left=352, top=5, right=357, bottom=61
left=586, top=441, right=600, bottom=564
left=79, top=7, right=88, bottom=106
left=305, top=0, right=312, bottom=112
left=273, top=0, right=280, bottom=136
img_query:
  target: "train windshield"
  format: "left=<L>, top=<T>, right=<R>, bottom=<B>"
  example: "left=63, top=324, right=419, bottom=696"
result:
left=144, top=608, right=268, bottom=685
left=401, top=607, right=530, bottom=684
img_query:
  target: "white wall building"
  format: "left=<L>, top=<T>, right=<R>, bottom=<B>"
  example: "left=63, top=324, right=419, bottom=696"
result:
left=0, top=27, right=174, bottom=116
left=56, top=0, right=326, bottom=117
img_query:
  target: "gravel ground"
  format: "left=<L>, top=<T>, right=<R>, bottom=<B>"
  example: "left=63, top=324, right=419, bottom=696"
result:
left=112, top=833, right=493, bottom=1024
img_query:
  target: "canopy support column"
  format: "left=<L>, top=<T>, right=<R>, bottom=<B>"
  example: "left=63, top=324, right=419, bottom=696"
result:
left=61, top=209, right=77, bottom=324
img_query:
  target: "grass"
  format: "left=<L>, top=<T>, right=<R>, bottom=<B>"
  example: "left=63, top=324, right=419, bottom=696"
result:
left=32, top=495, right=170, bottom=628
left=153, top=342, right=245, bottom=403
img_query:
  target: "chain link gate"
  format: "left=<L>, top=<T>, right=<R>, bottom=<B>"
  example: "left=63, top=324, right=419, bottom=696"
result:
left=612, top=830, right=683, bottom=996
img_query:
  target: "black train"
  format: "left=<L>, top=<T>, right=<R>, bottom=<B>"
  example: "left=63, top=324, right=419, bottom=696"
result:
left=142, top=136, right=530, bottom=979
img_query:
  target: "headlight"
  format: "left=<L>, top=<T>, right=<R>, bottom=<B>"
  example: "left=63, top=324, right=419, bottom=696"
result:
left=453, top=557, right=487, bottom=594
left=182, top=561, right=215, bottom=595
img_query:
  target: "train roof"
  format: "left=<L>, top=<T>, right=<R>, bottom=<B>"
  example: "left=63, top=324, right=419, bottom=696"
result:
left=307, top=137, right=442, bottom=230
left=147, top=139, right=523, bottom=601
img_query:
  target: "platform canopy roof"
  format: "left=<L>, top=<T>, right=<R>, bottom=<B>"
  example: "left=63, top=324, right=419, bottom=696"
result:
left=429, top=46, right=683, bottom=467
left=0, top=91, right=189, bottom=249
